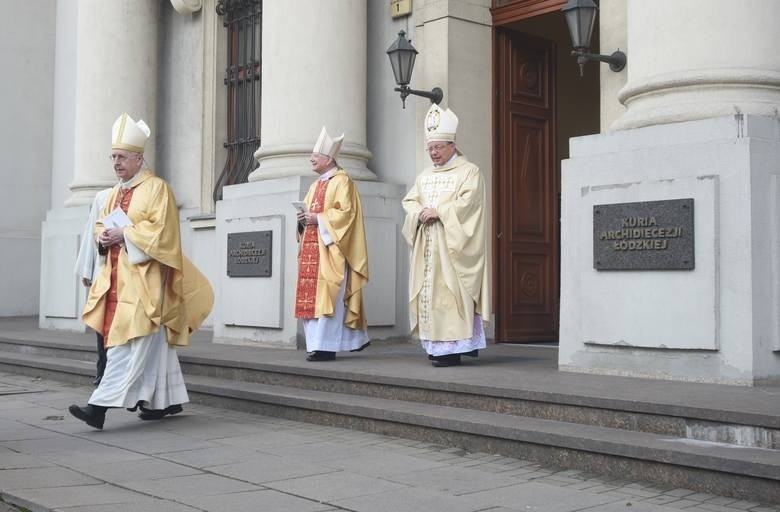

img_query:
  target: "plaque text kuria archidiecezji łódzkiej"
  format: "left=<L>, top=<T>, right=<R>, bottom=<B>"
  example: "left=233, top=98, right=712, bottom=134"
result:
left=593, top=198, right=694, bottom=271
left=227, top=231, right=272, bottom=277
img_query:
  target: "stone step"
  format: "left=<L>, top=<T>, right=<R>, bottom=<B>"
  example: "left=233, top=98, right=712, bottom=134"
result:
left=0, top=337, right=96, bottom=362
left=179, top=357, right=780, bottom=447
left=170, top=374, right=780, bottom=503
left=1, top=340, right=779, bottom=451
left=1, top=348, right=779, bottom=502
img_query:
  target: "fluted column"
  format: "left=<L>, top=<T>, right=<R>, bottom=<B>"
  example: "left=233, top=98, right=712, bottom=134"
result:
left=611, top=0, right=780, bottom=131
left=248, top=0, right=376, bottom=181
left=64, top=0, right=159, bottom=206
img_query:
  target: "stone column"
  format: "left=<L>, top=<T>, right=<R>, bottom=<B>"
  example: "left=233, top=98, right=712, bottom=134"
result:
left=611, top=0, right=780, bottom=131
left=248, top=0, right=375, bottom=181
left=65, top=0, right=159, bottom=206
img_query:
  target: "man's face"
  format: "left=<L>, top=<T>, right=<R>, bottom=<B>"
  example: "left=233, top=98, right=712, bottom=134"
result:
left=110, top=150, right=143, bottom=181
left=310, top=153, right=333, bottom=175
left=426, top=141, right=456, bottom=166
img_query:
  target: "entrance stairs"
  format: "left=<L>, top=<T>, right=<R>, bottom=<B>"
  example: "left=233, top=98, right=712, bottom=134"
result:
left=0, top=317, right=778, bottom=503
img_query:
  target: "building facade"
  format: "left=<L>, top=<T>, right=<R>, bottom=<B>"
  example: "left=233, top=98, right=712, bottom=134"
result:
left=3, top=0, right=779, bottom=385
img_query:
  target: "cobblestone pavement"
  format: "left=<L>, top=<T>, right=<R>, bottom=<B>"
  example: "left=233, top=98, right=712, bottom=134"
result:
left=0, top=371, right=777, bottom=512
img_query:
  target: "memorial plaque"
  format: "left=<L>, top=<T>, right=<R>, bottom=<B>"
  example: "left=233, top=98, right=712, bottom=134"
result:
left=227, top=231, right=272, bottom=277
left=593, top=198, right=694, bottom=270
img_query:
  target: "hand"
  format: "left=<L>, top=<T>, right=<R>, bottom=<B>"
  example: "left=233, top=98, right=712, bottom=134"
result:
left=418, top=207, right=439, bottom=224
left=297, top=212, right=318, bottom=226
left=81, top=277, right=92, bottom=287
left=99, top=227, right=125, bottom=247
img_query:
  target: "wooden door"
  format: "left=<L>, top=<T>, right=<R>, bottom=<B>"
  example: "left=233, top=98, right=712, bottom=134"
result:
left=494, top=29, right=559, bottom=342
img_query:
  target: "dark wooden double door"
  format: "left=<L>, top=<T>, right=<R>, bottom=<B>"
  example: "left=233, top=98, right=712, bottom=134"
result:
left=494, top=29, right=559, bottom=343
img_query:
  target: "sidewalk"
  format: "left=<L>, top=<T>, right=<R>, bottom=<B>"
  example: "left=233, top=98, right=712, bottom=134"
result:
left=1, top=371, right=779, bottom=512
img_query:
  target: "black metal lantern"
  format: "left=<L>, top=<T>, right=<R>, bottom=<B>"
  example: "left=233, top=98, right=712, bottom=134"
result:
left=386, top=30, right=443, bottom=108
left=562, top=0, right=626, bottom=76
left=387, top=29, right=417, bottom=88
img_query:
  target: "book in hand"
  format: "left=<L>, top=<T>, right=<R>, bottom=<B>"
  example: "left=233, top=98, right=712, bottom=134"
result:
left=292, top=201, right=307, bottom=213
left=103, top=207, right=132, bottom=228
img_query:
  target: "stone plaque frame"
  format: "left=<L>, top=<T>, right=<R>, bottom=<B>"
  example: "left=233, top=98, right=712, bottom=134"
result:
left=227, top=231, right=272, bottom=277
left=593, top=198, right=694, bottom=271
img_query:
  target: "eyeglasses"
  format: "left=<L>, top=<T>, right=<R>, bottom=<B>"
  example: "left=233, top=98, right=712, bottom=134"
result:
left=426, top=143, right=452, bottom=153
left=108, top=153, right=137, bottom=163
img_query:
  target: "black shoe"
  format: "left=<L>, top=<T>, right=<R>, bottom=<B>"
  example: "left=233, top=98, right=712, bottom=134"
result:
left=461, top=349, right=479, bottom=358
left=350, top=342, right=371, bottom=352
left=92, top=375, right=103, bottom=386
left=68, top=404, right=106, bottom=429
left=138, top=404, right=184, bottom=421
left=126, top=400, right=144, bottom=412
left=431, top=354, right=461, bottom=367
left=306, top=351, right=336, bottom=362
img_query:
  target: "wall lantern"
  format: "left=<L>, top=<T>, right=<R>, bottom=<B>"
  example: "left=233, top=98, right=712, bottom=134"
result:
left=562, top=0, right=626, bottom=76
left=386, top=30, right=443, bottom=109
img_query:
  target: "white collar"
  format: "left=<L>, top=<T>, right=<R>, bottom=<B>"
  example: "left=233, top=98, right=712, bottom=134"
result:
left=120, top=169, right=143, bottom=189
left=319, top=167, right=337, bottom=181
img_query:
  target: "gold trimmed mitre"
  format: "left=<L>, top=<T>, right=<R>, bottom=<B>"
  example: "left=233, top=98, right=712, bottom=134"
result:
left=312, top=126, right=344, bottom=160
left=112, top=113, right=151, bottom=153
left=424, top=104, right=459, bottom=143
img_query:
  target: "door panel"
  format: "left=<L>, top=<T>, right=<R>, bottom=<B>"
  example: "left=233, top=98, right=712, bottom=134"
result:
left=495, top=29, right=559, bottom=342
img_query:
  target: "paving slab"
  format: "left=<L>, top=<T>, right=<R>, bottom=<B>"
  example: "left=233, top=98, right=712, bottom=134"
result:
left=87, top=426, right=221, bottom=455
left=331, top=485, right=501, bottom=512
left=119, top=473, right=261, bottom=500
left=51, top=501, right=200, bottom=512
left=264, top=470, right=409, bottom=502
left=176, top=489, right=336, bottom=512
left=6, top=483, right=158, bottom=510
left=319, top=450, right=450, bottom=478
left=34, top=446, right=150, bottom=467
left=381, top=464, right=523, bottom=495
left=68, top=457, right=203, bottom=482
left=0, top=453, right=52, bottom=470
left=579, top=502, right=683, bottom=511
left=205, top=456, right=339, bottom=484
left=156, top=445, right=262, bottom=467
left=0, top=467, right=99, bottom=490
left=462, top=481, right=621, bottom=511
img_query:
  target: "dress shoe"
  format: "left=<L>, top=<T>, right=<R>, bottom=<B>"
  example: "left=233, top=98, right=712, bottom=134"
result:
left=431, top=354, right=461, bottom=367
left=68, top=404, right=106, bottom=429
left=138, top=404, right=184, bottom=421
left=350, top=342, right=371, bottom=352
left=306, top=351, right=336, bottom=362
left=461, top=349, right=479, bottom=358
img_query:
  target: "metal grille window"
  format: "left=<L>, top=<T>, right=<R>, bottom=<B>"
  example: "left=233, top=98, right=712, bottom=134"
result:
left=214, top=0, right=262, bottom=202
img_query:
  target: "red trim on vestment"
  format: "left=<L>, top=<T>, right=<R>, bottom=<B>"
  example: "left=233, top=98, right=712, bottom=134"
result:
left=294, top=179, right=329, bottom=319
left=102, top=187, right=135, bottom=343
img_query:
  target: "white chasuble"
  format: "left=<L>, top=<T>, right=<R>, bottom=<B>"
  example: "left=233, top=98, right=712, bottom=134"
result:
left=402, top=155, right=491, bottom=354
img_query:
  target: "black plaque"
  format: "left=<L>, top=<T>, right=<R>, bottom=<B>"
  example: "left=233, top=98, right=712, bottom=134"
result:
left=227, top=231, right=272, bottom=277
left=593, top=199, right=694, bottom=271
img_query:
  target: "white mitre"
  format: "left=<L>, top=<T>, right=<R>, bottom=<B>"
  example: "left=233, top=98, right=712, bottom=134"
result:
left=112, top=113, right=151, bottom=153
left=424, top=103, right=458, bottom=142
left=312, top=126, right=344, bottom=160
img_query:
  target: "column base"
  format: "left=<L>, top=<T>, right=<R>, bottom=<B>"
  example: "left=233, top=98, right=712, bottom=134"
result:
left=560, top=115, right=780, bottom=385
left=214, top=177, right=406, bottom=348
left=40, top=207, right=91, bottom=332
